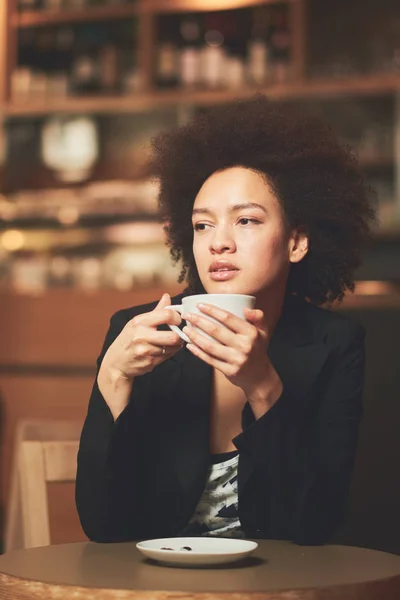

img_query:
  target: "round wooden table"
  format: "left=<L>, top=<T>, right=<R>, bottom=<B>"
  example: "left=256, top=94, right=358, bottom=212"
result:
left=0, top=540, right=399, bottom=600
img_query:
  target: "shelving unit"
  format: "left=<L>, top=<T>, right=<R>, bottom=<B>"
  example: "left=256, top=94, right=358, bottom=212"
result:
left=2, top=1, right=400, bottom=113
left=0, top=0, right=399, bottom=295
left=0, top=0, right=306, bottom=106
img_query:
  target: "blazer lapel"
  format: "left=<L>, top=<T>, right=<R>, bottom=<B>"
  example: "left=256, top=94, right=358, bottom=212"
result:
left=165, top=347, right=212, bottom=516
left=239, top=297, right=331, bottom=491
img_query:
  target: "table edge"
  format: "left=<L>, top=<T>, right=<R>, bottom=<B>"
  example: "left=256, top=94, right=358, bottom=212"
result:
left=0, top=570, right=400, bottom=600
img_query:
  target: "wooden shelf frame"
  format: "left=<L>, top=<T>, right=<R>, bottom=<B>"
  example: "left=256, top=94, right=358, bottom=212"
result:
left=2, top=0, right=399, bottom=118
left=0, top=0, right=17, bottom=105
left=2, top=74, right=400, bottom=118
left=5, top=0, right=400, bottom=119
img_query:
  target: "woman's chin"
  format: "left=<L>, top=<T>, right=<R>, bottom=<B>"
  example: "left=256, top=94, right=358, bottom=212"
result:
left=204, top=282, right=251, bottom=295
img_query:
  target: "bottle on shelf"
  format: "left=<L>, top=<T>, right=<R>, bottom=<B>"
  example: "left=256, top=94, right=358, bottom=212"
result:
left=14, top=28, right=51, bottom=99
left=154, top=15, right=180, bottom=89
left=269, top=7, right=291, bottom=84
left=98, top=45, right=119, bottom=93
left=200, top=12, right=227, bottom=90
left=247, top=7, right=272, bottom=87
left=69, top=24, right=102, bottom=95
left=223, top=10, right=246, bottom=90
left=49, top=26, right=74, bottom=97
left=179, top=15, right=202, bottom=89
left=121, top=17, right=142, bottom=93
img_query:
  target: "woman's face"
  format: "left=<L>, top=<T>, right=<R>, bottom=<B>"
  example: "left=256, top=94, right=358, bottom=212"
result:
left=192, top=167, right=307, bottom=298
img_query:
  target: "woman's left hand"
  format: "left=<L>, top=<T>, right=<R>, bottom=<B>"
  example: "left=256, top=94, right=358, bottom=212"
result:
left=183, top=303, right=283, bottom=412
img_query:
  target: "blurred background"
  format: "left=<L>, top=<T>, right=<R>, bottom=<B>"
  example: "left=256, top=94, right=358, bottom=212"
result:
left=0, top=0, right=399, bottom=554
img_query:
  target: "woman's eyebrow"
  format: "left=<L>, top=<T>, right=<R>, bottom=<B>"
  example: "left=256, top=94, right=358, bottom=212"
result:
left=230, top=202, right=267, bottom=213
left=192, top=207, right=214, bottom=217
left=192, top=202, right=267, bottom=217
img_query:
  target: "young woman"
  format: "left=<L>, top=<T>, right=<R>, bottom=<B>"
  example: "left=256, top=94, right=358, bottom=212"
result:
left=76, top=96, right=376, bottom=545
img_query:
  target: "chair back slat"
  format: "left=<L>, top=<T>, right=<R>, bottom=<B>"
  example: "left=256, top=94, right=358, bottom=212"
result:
left=5, top=420, right=82, bottom=552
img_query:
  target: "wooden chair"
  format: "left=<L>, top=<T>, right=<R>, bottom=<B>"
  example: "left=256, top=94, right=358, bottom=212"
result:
left=4, top=420, right=83, bottom=552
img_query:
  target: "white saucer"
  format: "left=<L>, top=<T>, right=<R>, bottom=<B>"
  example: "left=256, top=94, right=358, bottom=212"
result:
left=136, top=537, right=258, bottom=567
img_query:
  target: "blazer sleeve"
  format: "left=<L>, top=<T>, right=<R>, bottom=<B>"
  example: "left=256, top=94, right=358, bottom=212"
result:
left=234, top=321, right=365, bottom=545
left=75, top=309, right=152, bottom=543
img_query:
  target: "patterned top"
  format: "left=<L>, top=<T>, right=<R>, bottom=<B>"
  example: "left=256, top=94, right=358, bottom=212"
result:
left=180, top=451, right=244, bottom=538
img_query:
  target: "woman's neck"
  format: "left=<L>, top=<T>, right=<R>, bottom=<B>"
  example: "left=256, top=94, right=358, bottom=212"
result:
left=255, top=283, right=287, bottom=335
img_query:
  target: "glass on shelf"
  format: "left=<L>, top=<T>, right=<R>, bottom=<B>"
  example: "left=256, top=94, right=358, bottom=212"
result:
left=0, top=238, right=181, bottom=294
left=48, top=255, right=73, bottom=287
left=153, top=5, right=293, bottom=93
left=1, top=180, right=160, bottom=225
left=72, top=256, right=102, bottom=292
left=11, top=253, right=48, bottom=296
left=40, top=115, right=100, bottom=183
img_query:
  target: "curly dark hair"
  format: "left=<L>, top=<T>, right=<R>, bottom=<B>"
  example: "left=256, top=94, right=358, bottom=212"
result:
left=151, top=95, right=377, bottom=305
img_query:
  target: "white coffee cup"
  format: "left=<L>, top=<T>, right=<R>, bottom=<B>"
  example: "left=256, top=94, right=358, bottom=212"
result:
left=165, top=293, right=256, bottom=343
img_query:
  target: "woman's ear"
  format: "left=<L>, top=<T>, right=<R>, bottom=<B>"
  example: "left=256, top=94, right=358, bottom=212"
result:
left=289, top=229, right=309, bottom=264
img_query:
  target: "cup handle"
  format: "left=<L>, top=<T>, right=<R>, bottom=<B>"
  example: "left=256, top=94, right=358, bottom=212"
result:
left=164, top=305, right=190, bottom=343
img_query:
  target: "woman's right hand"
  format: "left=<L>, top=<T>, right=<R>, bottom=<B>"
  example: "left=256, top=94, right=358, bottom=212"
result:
left=101, top=292, right=183, bottom=381
left=97, top=293, right=183, bottom=419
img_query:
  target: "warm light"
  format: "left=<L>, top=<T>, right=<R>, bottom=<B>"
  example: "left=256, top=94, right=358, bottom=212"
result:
left=1, top=230, right=25, bottom=251
left=355, top=281, right=394, bottom=296
left=151, top=0, right=260, bottom=12
left=105, top=222, right=164, bottom=245
left=57, top=205, right=79, bottom=225
left=49, top=256, right=70, bottom=279
left=0, top=197, right=16, bottom=221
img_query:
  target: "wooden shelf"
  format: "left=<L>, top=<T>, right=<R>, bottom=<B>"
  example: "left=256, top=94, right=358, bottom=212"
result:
left=3, top=74, right=400, bottom=118
left=3, top=93, right=161, bottom=117
left=375, top=224, right=400, bottom=239
left=359, top=157, right=395, bottom=169
left=11, top=4, right=139, bottom=28
left=294, top=74, right=400, bottom=99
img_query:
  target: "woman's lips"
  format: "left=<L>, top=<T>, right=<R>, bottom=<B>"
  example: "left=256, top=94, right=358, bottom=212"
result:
left=209, top=269, right=239, bottom=281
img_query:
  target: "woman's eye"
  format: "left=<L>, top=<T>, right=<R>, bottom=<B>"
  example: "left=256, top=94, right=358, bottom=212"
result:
left=194, top=223, right=209, bottom=231
left=238, top=218, right=260, bottom=225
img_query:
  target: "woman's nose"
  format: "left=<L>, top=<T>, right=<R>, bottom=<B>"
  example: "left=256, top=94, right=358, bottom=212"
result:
left=209, top=229, right=236, bottom=254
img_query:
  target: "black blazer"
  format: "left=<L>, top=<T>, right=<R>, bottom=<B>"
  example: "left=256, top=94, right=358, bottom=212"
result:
left=76, top=293, right=365, bottom=545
